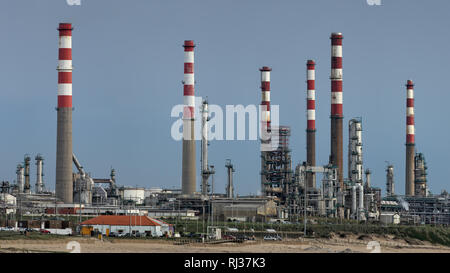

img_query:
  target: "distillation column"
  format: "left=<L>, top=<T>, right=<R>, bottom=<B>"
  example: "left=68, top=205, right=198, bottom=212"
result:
left=16, top=164, right=24, bottom=193
left=225, top=159, right=235, bottom=199
left=201, top=99, right=213, bottom=195
left=24, top=155, right=31, bottom=194
left=348, top=118, right=363, bottom=184
left=386, top=164, right=395, bottom=197
left=35, top=154, right=45, bottom=193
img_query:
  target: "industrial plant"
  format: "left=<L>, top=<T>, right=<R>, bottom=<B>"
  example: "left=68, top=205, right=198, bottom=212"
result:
left=1, top=23, right=450, bottom=241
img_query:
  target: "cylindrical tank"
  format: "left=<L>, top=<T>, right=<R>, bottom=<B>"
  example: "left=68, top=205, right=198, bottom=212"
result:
left=35, top=154, right=45, bottom=193
left=123, top=187, right=145, bottom=205
left=386, top=164, right=395, bottom=196
left=16, top=164, right=24, bottom=193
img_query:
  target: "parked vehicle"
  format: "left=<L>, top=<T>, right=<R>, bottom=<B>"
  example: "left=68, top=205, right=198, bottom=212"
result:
left=263, top=235, right=282, bottom=241
left=236, top=234, right=250, bottom=240
left=40, top=229, right=50, bottom=234
left=223, top=234, right=236, bottom=240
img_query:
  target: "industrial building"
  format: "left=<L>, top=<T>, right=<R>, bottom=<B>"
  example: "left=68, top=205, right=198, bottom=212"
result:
left=80, top=215, right=172, bottom=237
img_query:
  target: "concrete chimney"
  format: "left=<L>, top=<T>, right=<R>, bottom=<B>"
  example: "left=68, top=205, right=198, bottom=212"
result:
left=181, top=40, right=197, bottom=195
left=55, top=23, right=74, bottom=203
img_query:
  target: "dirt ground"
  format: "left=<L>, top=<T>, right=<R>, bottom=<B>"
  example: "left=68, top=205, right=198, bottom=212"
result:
left=1, top=233, right=449, bottom=253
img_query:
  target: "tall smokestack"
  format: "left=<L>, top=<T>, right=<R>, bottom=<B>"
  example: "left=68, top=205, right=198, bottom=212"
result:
left=55, top=23, right=74, bottom=203
left=181, top=40, right=197, bottom=195
left=306, top=60, right=316, bottom=189
left=260, top=66, right=271, bottom=195
left=405, top=80, right=415, bottom=196
left=330, top=33, right=344, bottom=191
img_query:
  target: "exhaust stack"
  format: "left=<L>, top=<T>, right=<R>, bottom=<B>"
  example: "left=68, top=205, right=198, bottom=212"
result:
left=306, top=60, right=316, bottom=189
left=329, top=32, right=344, bottom=191
left=181, top=40, right=197, bottom=195
left=260, top=66, right=271, bottom=196
left=405, top=80, right=415, bottom=196
left=55, top=23, right=74, bottom=203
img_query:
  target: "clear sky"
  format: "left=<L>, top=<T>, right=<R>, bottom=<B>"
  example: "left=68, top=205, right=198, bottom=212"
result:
left=0, top=0, right=449, bottom=196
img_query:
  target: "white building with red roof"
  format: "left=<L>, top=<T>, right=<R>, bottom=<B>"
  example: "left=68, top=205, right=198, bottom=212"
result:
left=80, top=215, right=172, bottom=237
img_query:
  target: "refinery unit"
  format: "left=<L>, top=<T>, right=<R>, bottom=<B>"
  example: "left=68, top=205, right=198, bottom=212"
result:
left=1, top=24, right=450, bottom=231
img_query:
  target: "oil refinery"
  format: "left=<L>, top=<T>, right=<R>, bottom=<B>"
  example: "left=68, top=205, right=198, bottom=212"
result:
left=0, top=21, right=449, bottom=235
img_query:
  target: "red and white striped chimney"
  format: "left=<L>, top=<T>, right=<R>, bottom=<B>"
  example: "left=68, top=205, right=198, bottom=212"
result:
left=57, top=23, right=73, bottom=108
left=260, top=66, right=272, bottom=133
left=331, top=33, right=343, bottom=119
left=55, top=23, right=74, bottom=203
left=260, top=66, right=271, bottom=196
left=181, top=40, right=197, bottom=195
left=405, top=80, right=415, bottom=196
left=406, top=80, right=415, bottom=145
left=306, top=60, right=316, bottom=188
left=183, top=40, right=195, bottom=122
left=307, top=60, right=316, bottom=131
left=330, top=32, right=344, bottom=191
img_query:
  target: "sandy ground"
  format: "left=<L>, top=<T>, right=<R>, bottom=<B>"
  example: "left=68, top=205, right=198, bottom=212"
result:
left=1, top=234, right=449, bottom=253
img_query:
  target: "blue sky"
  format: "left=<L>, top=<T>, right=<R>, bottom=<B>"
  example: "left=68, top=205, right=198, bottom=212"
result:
left=0, top=0, right=449, bottom=196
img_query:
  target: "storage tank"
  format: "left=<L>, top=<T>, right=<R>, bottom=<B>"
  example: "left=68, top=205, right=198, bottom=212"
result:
left=123, top=187, right=145, bottom=205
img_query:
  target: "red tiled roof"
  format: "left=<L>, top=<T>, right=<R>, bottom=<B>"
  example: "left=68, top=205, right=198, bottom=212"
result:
left=80, top=215, right=161, bottom=226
